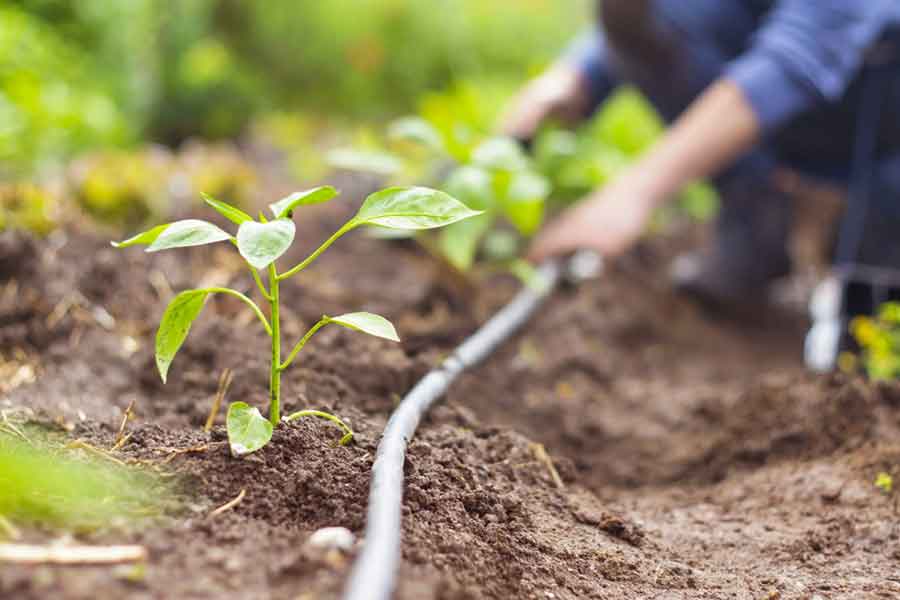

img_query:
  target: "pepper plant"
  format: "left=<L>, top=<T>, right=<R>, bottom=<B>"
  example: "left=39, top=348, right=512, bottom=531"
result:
left=113, top=186, right=480, bottom=455
left=334, top=116, right=551, bottom=279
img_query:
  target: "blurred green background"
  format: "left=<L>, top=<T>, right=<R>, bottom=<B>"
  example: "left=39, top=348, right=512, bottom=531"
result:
left=1, top=0, right=590, bottom=177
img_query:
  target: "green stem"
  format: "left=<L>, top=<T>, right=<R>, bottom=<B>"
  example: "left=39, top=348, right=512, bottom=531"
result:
left=284, top=410, right=354, bottom=445
left=204, top=287, right=272, bottom=336
left=279, top=317, right=329, bottom=371
left=248, top=265, right=272, bottom=301
left=278, top=221, right=356, bottom=281
left=268, top=264, right=281, bottom=425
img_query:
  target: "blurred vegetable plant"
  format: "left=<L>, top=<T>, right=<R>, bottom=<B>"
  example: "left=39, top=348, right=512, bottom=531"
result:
left=113, top=186, right=479, bottom=455
left=0, top=183, right=57, bottom=236
left=850, top=302, right=900, bottom=380
left=337, top=112, right=551, bottom=278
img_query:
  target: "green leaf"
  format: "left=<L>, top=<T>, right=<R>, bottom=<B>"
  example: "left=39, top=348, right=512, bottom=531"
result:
left=443, top=166, right=493, bottom=211
left=269, top=186, right=339, bottom=219
left=482, top=230, right=520, bottom=262
left=438, top=214, right=492, bottom=271
left=326, top=149, right=403, bottom=176
left=472, top=137, right=529, bottom=172
left=117, top=220, right=232, bottom=253
left=226, top=402, right=273, bottom=457
left=202, top=193, right=253, bottom=225
left=156, top=290, right=210, bottom=383
left=111, top=224, right=169, bottom=249
left=502, top=171, right=548, bottom=236
left=352, top=187, right=482, bottom=231
left=236, top=219, right=296, bottom=269
left=388, top=117, right=445, bottom=153
left=327, top=312, right=400, bottom=342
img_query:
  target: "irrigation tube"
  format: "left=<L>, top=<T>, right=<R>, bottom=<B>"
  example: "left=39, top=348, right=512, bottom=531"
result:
left=342, top=258, right=582, bottom=600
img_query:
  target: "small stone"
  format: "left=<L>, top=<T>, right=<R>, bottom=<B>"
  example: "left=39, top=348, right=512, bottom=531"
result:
left=306, top=527, right=356, bottom=553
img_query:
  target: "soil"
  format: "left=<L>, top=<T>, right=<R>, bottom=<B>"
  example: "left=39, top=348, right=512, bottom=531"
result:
left=2, top=165, right=899, bottom=600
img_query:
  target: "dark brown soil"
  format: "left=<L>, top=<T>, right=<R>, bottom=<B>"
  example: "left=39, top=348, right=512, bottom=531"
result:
left=2, top=172, right=899, bottom=599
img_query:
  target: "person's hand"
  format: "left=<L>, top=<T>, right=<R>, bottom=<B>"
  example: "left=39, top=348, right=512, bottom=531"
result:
left=499, top=64, right=591, bottom=141
left=527, top=171, right=661, bottom=263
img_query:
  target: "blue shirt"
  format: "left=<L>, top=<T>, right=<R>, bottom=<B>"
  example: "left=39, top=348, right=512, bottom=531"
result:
left=568, top=1, right=900, bottom=136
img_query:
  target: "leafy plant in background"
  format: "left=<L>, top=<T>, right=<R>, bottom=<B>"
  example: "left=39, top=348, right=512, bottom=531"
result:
left=113, top=186, right=480, bottom=455
left=335, top=109, right=551, bottom=279
left=0, top=183, right=57, bottom=236
left=850, top=302, right=900, bottom=380
left=533, top=88, right=719, bottom=220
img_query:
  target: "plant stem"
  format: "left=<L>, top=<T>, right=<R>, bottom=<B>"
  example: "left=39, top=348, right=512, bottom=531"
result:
left=278, top=221, right=356, bottom=281
left=268, top=263, right=281, bottom=425
left=248, top=265, right=272, bottom=301
left=280, top=317, right=329, bottom=371
left=284, top=410, right=354, bottom=445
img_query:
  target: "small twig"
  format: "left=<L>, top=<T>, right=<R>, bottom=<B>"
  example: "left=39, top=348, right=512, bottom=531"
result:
left=0, top=516, right=21, bottom=541
left=204, top=369, right=233, bottom=432
left=530, top=443, right=565, bottom=490
left=110, top=432, right=133, bottom=453
left=209, top=488, right=246, bottom=517
left=0, top=544, right=146, bottom=565
left=1, top=410, right=30, bottom=443
left=66, top=440, right=128, bottom=468
left=111, top=400, right=136, bottom=451
left=159, top=444, right=209, bottom=465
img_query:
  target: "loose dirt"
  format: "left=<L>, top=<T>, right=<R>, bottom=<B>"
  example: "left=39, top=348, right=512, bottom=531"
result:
left=1, top=175, right=898, bottom=599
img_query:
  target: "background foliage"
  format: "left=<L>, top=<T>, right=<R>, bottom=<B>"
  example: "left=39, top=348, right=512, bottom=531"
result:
left=2, top=0, right=589, bottom=177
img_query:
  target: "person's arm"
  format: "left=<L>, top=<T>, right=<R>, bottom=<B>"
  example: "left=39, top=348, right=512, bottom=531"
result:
left=529, top=0, right=896, bottom=262
left=500, top=30, right=617, bottom=141
left=528, top=78, right=759, bottom=261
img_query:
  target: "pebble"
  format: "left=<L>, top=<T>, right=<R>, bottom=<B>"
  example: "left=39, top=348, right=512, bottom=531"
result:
left=306, top=527, right=356, bottom=553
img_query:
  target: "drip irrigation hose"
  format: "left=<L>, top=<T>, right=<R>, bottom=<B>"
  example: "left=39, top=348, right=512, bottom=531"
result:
left=343, top=252, right=601, bottom=600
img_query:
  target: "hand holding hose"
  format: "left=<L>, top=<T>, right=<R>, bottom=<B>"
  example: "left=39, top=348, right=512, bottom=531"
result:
left=528, top=167, right=660, bottom=263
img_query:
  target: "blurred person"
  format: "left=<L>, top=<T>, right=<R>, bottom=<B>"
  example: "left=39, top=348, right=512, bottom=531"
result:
left=509, top=1, right=900, bottom=312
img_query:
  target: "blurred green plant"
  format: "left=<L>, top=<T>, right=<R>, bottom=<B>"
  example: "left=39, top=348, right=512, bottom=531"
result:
left=67, top=143, right=256, bottom=229
left=334, top=111, right=551, bottom=278
left=534, top=88, right=719, bottom=219
left=850, top=302, right=900, bottom=380
left=0, top=183, right=58, bottom=235
left=5, top=0, right=586, bottom=177
left=0, top=432, right=171, bottom=532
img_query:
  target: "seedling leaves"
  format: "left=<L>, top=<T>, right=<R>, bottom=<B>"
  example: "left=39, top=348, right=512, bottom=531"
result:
left=439, top=214, right=492, bottom=271
left=328, top=312, right=400, bottom=342
left=112, top=220, right=232, bottom=252
left=327, top=149, right=403, bottom=176
left=388, top=117, right=445, bottom=153
left=269, top=186, right=338, bottom=219
left=352, top=187, right=482, bottom=231
left=202, top=193, right=253, bottom=225
left=156, top=290, right=210, bottom=383
left=472, top=137, right=529, bottom=172
left=226, top=402, right=273, bottom=457
left=237, top=219, right=296, bottom=269
left=443, top=165, right=493, bottom=211
left=111, top=224, right=169, bottom=249
left=503, top=171, right=549, bottom=236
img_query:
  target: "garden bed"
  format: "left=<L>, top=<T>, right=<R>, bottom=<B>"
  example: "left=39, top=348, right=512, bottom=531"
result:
left=2, top=174, right=899, bottom=599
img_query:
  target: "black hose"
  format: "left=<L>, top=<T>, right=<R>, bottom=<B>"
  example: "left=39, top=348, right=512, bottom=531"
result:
left=342, top=260, right=563, bottom=600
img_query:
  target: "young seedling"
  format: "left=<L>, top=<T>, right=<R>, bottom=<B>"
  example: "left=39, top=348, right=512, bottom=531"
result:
left=113, top=186, right=480, bottom=455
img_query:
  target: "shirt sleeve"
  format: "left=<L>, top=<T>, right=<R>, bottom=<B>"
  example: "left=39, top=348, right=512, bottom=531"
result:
left=725, top=0, right=894, bottom=134
left=560, top=29, right=618, bottom=110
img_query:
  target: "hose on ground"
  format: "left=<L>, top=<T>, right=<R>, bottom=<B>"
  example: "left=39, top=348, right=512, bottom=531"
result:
left=342, top=259, right=574, bottom=600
